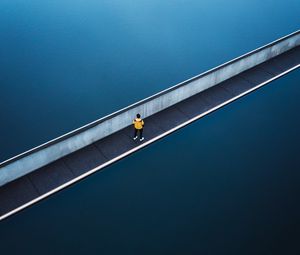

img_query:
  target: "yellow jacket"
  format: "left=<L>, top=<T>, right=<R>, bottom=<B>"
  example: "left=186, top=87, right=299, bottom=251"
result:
left=133, top=118, right=144, bottom=129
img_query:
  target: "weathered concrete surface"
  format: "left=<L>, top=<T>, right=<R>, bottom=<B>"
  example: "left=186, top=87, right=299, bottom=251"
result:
left=0, top=47, right=299, bottom=220
left=0, top=31, right=299, bottom=187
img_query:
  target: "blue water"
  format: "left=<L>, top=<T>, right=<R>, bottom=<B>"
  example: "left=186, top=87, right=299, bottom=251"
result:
left=1, top=0, right=299, bottom=160
left=0, top=1, right=300, bottom=254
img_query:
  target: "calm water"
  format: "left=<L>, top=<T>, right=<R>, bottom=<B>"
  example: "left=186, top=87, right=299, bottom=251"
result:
left=0, top=1, right=300, bottom=254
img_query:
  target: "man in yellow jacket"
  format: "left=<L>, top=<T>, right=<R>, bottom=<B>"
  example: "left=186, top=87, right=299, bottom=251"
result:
left=133, top=113, right=145, bottom=141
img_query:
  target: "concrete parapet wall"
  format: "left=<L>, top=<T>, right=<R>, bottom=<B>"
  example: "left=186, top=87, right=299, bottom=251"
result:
left=1, top=30, right=299, bottom=186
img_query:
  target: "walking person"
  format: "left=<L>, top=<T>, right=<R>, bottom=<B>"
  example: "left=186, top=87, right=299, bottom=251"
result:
left=133, top=113, right=144, bottom=141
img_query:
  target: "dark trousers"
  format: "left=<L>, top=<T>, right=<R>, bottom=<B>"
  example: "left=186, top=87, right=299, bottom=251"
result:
left=134, top=128, right=143, bottom=139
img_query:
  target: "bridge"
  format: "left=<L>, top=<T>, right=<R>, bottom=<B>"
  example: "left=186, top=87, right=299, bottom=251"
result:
left=0, top=30, right=299, bottom=220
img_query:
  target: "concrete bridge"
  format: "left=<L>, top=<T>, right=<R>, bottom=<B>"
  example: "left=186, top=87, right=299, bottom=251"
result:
left=0, top=30, right=299, bottom=221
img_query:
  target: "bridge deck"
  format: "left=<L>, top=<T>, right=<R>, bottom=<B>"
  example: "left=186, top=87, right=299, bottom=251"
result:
left=0, top=46, right=299, bottom=220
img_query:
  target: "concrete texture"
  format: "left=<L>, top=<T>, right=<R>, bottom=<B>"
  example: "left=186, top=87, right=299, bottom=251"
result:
left=0, top=47, right=299, bottom=219
left=63, top=145, right=107, bottom=176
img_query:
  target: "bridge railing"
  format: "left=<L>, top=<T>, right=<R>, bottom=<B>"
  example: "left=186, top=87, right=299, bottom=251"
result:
left=0, top=30, right=299, bottom=186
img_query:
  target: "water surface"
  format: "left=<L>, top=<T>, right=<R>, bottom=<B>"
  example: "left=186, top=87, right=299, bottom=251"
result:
left=0, top=0, right=299, bottom=160
left=0, top=1, right=299, bottom=254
